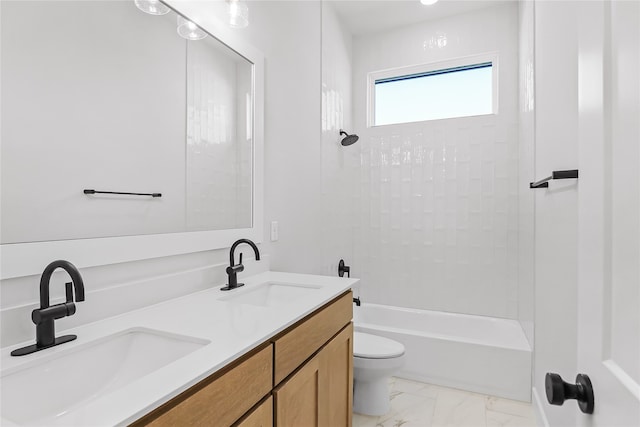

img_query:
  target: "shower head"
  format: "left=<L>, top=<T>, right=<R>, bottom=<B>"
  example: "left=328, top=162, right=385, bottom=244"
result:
left=339, top=130, right=359, bottom=146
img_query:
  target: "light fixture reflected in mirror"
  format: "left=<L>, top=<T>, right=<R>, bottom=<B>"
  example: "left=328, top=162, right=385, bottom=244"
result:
left=424, top=32, right=448, bottom=50
left=228, top=0, right=249, bottom=28
left=420, top=0, right=439, bottom=5
left=177, top=16, right=208, bottom=41
left=134, top=0, right=170, bottom=16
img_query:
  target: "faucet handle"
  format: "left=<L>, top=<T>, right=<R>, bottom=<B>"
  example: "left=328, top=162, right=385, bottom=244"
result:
left=65, top=281, right=85, bottom=303
left=32, top=303, right=75, bottom=324
left=65, top=282, right=73, bottom=303
left=239, top=252, right=243, bottom=266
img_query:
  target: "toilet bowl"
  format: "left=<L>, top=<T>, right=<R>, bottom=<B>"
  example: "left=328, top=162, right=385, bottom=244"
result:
left=353, top=332, right=405, bottom=416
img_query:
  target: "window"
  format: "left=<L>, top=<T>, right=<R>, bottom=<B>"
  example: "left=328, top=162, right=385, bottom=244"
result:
left=369, top=55, right=497, bottom=126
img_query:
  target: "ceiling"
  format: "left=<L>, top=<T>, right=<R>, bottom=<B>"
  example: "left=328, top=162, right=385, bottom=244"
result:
left=328, top=0, right=508, bottom=36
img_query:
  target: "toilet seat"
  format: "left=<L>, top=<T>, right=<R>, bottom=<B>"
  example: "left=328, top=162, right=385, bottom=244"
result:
left=354, top=332, right=405, bottom=359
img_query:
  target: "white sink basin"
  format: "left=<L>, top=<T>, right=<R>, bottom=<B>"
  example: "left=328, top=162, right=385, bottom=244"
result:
left=220, top=282, right=321, bottom=307
left=1, top=328, right=209, bottom=426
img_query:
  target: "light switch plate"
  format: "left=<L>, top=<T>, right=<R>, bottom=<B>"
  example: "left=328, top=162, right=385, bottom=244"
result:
left=270, top=221, right=279, bottom=241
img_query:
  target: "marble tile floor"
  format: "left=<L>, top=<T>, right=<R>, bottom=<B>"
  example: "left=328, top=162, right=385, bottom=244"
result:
left=353, top=377, right=536, bottom=427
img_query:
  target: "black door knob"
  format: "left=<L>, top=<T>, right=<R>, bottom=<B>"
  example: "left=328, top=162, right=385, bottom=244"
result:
left=545, top=373, right=595, bottom=414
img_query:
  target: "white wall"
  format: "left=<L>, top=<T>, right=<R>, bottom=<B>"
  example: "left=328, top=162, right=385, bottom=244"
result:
left=249, top=1, right=323, bottom=275
left=185, top=37, right=253, bottom=231
left=1, top=1, right=255, bottom=242
left=518, top=0, right=535, bottom=350
left=0, top=1, right=323, bottom=347
left=531, top=1, right=580, bottom=425
left=351, top=4, right=520, bottom=318
left=319, top=2, right=358, bottom=278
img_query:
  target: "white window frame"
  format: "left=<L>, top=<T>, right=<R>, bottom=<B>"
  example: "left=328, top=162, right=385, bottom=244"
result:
left=367, top=52, right=499, bottom=128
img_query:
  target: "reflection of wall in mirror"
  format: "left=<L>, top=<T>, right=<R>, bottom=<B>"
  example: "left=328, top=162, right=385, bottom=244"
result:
left=0, top=0, right=252, bottom=244
left=185, top=38, right=252, bottom=232
left=1, top=0, right=187, bottom=243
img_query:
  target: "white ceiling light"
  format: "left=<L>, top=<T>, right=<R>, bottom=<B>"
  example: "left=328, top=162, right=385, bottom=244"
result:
left=420, top=0, right=439, bottom=5
left=177, top=16, right=208, bottom=41
left=134, top=0, right=170, bottom=16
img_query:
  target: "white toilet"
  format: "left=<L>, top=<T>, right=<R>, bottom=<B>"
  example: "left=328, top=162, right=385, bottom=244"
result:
left=353, top=332, right=406, bottom=416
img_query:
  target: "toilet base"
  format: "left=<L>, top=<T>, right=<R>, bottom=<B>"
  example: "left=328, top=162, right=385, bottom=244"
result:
left=353, top=377, right=391, bottom=416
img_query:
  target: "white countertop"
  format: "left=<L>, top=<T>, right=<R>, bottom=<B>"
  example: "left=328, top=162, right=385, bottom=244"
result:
left=0, top=271, right=358, bottom=426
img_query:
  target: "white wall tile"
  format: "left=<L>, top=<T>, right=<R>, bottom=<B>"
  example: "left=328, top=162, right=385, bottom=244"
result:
left=351, top=4, right=520, bottom=318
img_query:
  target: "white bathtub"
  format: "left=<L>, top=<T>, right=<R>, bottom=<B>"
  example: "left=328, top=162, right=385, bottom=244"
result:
left=354, top=303, right=532, bottom=402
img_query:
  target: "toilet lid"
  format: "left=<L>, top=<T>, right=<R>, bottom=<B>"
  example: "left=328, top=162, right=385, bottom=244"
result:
left=354, top=332, right=405, bottom=359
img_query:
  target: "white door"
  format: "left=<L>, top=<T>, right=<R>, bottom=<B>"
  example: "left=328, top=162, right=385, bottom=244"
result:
left=577, top=0, right=640, bottom=425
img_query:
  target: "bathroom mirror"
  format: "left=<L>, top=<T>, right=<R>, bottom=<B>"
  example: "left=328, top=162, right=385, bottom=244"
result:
left=1, top=0, right=255, bottom=244
left=0, top=0, right=264, bottom=279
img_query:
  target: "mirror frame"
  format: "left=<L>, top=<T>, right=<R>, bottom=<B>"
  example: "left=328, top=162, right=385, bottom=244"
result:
left=0, top=1, right=265, bottom=279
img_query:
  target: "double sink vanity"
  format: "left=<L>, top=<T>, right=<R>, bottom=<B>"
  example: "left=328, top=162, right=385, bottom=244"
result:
left=1, top=270, right=358, bottom=426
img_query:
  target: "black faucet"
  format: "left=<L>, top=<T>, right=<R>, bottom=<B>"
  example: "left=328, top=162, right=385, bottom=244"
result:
left=11, top=260, right=85, bottom=357
left=353, top=297, right=361, bottom=306
left=221, top=239, right=260, bottom=291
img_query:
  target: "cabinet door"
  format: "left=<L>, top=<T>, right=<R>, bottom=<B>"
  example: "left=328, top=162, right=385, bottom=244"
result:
left=236, top=396, right=273, bottom=427
left=320, top=323, right=353, bottom=427
left=274, top=355, right=323, bottom=427
left=274, top=323, right=353, bottom=427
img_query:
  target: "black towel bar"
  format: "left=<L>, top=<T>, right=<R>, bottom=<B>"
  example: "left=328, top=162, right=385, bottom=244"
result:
left=83, top=189, right=162, bottom=198
left=530, top=170, right=579, bottom=189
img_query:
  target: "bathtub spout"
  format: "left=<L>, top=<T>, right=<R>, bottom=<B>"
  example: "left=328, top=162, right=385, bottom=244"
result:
left=353, top=297, right=361, bottom=306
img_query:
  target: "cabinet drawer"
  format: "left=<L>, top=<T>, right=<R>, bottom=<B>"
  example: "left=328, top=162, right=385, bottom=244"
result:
left=135, top=345, right=272, bottom=427
left=273, top=291, right=352, bottom=384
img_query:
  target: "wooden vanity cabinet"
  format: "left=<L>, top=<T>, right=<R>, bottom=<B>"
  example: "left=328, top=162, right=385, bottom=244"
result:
left=272, top=291, right=353, bottom=384
left=274, top=323, right=353, bottom=427
left=131, top=291, right=353, bottom=427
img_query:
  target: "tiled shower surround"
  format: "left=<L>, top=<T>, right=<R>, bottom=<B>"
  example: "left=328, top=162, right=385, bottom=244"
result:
left=353, top=118, right=519, bottom=318
left=348, top=3, right=521, bottom=318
